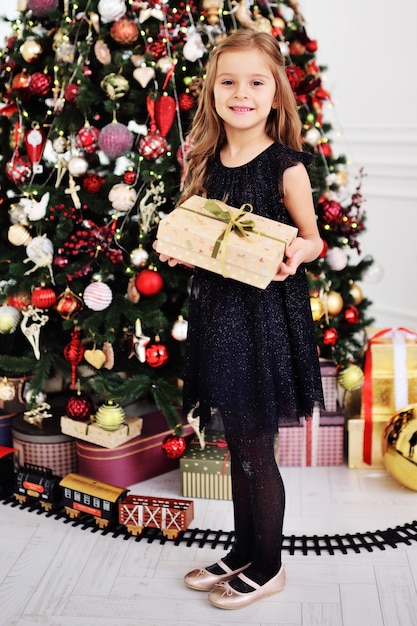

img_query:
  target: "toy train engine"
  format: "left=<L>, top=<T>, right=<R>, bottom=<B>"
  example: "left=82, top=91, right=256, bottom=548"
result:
left=14, top=463, right=62, bottom=511
left=60, top=473, right=129, bottom=529
left=119, top=495, right=194, bottom=539
left=0, top=445, right=17, bottom=499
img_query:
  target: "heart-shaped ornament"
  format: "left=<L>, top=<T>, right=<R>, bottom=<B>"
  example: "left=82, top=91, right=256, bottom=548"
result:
left=133, top=67, right=155, bottom=88
left=84, top=348, right=106, bottom=369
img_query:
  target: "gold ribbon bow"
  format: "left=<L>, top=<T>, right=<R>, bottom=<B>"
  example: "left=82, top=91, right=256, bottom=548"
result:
left=204, top=199, right=256, bottom=275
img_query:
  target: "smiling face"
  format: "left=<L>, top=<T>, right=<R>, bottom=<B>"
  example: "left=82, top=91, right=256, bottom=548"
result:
left=213, top=48, right=277, bottom=137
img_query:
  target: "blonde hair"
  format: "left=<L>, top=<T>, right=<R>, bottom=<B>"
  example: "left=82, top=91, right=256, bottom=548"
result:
left=180, top=29, right=303, bottom=201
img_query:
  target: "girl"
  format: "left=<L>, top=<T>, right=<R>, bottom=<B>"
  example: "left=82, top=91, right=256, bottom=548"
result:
left=159, top=29, right=324, bottom=610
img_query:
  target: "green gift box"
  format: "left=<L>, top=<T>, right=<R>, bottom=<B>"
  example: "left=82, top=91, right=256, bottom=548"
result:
left=180, top=436, right=232, bottom=500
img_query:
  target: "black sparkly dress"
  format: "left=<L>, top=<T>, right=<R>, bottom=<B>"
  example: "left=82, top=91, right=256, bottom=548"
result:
left=183, top=143, right=324, bottom=436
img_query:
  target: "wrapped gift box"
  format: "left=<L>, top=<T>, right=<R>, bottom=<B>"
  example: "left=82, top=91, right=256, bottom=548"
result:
left=276, top=413, right=345, bottom=467
left=60, top=414, right=143, bottom=449
left=180, top=435, right=232, bottom=500
left=361, top=327, right=417, bottom=465
left=156, top=195, right=297, bottom=289
left=12, top=409, right=77, bottom=477
left=320, top=358, right=339, bottom=412
left=347, top=417, right=386, bottom=469
left=76, top=408, right=193, bottom=486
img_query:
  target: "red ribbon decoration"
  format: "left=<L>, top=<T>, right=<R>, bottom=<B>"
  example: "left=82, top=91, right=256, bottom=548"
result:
left=362, top=327, right=417, bottom=465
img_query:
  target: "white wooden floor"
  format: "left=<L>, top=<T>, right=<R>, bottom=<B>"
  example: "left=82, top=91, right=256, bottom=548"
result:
left=1, top=465, right=417, bottom=626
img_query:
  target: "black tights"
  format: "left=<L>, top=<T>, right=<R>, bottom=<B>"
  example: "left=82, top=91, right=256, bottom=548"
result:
left=208, top=430, right=285, bottom=589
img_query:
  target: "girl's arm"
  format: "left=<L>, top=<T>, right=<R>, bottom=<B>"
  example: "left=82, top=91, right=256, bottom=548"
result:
left=273, top=162, right=322, bottom=282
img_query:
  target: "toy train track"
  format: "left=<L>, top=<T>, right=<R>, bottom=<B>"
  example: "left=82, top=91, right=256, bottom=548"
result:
left=2, top=497, right=417, bottom=555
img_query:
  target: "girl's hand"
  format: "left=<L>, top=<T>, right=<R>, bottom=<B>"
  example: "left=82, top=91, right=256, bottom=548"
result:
left=272, top=237, right=317, bottom=282
left=152, top=241, right=194, bottom=268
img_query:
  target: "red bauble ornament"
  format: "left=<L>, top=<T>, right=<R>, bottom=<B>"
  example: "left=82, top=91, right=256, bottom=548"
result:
left=65, top=391, right=95, bottom=422
left=98, top=122, right=134, bottom=159
left=161, top=434, right=187, bottom=459
left=77, top=125, right=100, bottom=154
left=6, top=292, right=31, bottom=311
left=135, top=269, right=164, bottom=296
left=138, top=129, right=168, bottom=161
left=145, top=341, right=169, bottom=367
left=318, top=198, right=343, bottom=225
left=63, top=329, right=85, bottom=389
left=343, top=305, right=360, bottom=324
left=5, top=154, right=32, bottom=184
left=64, top=83, right=78, bottom=102
left=11, top=71, right=31, bottom=98
left=322, top=327, right=338, bottom=346
left=31, top=285, right=57, bottom=309
left=82, top=172, right=106, bottom=194
left=179, top=93, right=195, bottom=111
left=319, top=239, right=328, bottom=258
left=29, top=72, right=52, bottom=96
left=123, top=170, right=136, bottom=185
left=55, top=288, right=83, bottom=320
left=154, top=95, right=176, bottom=138
left=110, top=18, right=139, bottom=46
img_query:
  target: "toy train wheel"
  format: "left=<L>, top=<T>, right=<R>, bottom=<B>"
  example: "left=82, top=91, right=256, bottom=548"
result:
left=64, top=506, right=81, bottom=519
left=94, top=517, right=110, bottom=529
left=125, top=525, right=144, bottom=536
left=14, top=493, right=27, bottom=505
left=40, top=502, right=54, bottom=512
left=162, top=529, right=180, bottom=540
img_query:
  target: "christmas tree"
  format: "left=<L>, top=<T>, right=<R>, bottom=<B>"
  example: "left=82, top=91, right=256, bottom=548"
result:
left=0, top=0, right=373, bottom=430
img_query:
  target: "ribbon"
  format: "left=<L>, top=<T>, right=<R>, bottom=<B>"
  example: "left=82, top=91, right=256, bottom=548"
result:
left=204, top=200, right=255, bottom=276
left=190, top=438, right=230, bottom=475
left=363, top=327, right=417, bottom=465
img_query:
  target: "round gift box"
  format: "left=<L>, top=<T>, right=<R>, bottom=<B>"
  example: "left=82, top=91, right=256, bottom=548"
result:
left=0, top=411, right=15, bottom=447
left=12, top=409, right=77, bottom=477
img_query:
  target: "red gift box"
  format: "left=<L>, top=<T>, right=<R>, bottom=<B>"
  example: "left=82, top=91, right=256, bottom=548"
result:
left=76, top=407, right=193, bottom=486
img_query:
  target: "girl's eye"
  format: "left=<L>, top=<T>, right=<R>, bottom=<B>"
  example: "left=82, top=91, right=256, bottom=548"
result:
left=221, top=79, right=234, bottom=85
left=252, top=80, right=263, bottom=86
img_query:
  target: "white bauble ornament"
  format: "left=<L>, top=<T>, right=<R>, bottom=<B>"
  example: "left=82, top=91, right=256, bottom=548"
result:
left=171, top=316, right=188, bottom=341
left=83, top=282, right=113, bottom=311
left=304, top=127, right=322, bottom=147
left=183, top=30, right=205, bottom=62
left=157, top=56, right=174, bottom=73
left=0, top=305, right=21, bottom=334
left=325, top=247, right=348, bottom=271
left=26, top=235, right=53, bottom=265
left=362, top=257, right=385, bottom=283
left=68, top=156, right=89, bottom=176
left=97, top=0, right=126, bottom=23
left=108, top=183, right=137, bottom=212
left=130, top=247, right=149, bottom=267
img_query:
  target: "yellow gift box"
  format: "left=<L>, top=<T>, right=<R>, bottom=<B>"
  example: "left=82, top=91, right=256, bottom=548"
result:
left=155, top=195, right=298, bottom=289
left=361, top=328, right=417, bottom=419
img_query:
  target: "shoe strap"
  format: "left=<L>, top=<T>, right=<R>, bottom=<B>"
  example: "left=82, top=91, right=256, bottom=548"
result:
left=236, top=572, right=261, bottom=590
left=216, top=559, right=233, bottom=574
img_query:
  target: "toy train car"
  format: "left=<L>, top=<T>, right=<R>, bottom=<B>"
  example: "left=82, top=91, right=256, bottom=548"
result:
left=119, top=495, right=194, bottom=539
left=60, top=473, right=129, bottom=529
left=0, top=449, right=195, bottom=539
left=14, top=463, right=62, bottom=511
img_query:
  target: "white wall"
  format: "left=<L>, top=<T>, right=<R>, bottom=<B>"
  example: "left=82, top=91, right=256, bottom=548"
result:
left=1, top=1, right=417, bottom=328
left=304, top=0, right=417, bottom=329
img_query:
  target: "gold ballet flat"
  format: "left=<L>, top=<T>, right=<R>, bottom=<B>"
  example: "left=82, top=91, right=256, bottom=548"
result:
left=208, top=565, right=286, bottom=609
left=184, top=559, right=250, bottom=591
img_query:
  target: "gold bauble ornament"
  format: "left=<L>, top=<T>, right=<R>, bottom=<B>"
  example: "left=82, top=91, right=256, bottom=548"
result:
left=20, top=39, right=43, bottom=63
left=337, top=364, right=364, bottom=390
left=325, top=290, right=344, bottom=316
left=310, top=296, right=325, bottom=321
left=95, top=401, right=125, bottom=431
left=350, top=283, right=363, bottom=305
left=382, top=405, right=417, bottom=491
